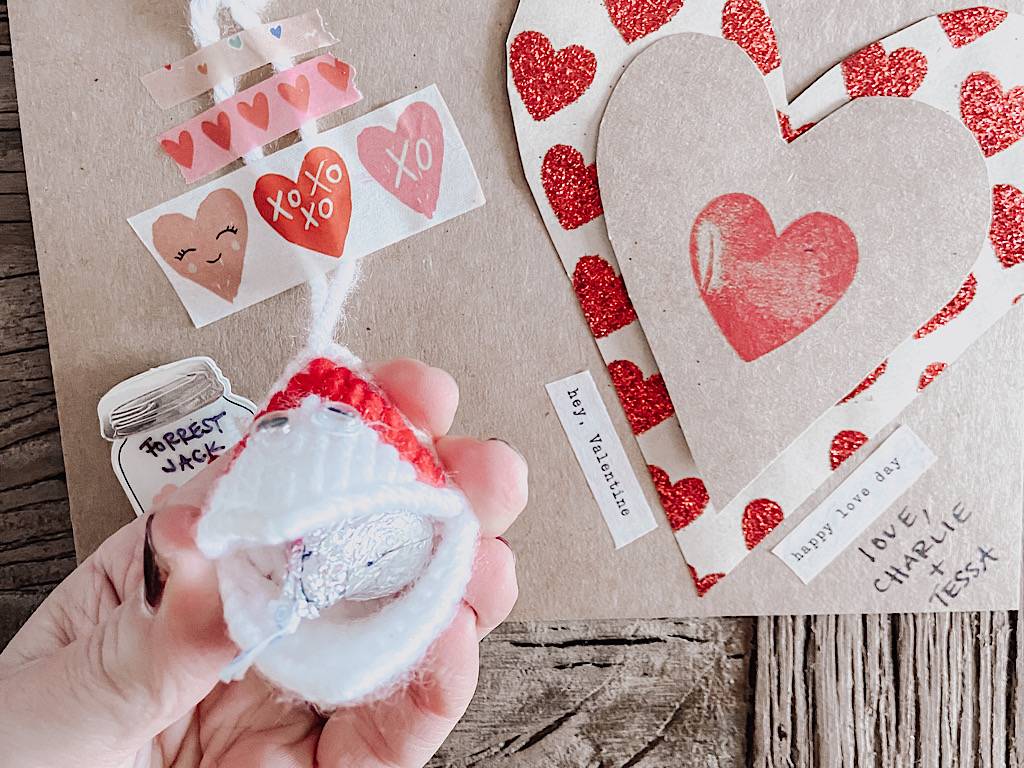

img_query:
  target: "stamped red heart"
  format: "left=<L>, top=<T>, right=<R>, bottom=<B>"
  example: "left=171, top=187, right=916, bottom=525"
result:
left=742, top=498, right=783, bottom=550
left=687, top=565, right=724, bottom=598
left=841, top=43, right=928, bottom=99
left=160, top=130, right=194, bottom=169
left=722, top=0, right=780, bottom=75
left=648, top=465, right=708, bottom=531
left=278, top=74, right=311, bottom=113
left=990, top=184, right=1024, bottom=269
left=961, top=71, right=1024, bottom=157
left=237, top=92, right=270, bottom=130
left=604, top=0, right=683, bottom=43
left=201, top=111, right=231, bottom=150
left=542, top=144, right=603, bottom=230
left=607, top=359, right=674, bottom=435
left=253, top=146, right=352, bottom=258
left=690, top=192, right=859, bottom=362
left=777, top=111, right=815, bottom=143
left=915, top=273, right=977, bottom=338
left=838, top=360, right=887, bottom=404
left=317, top=58, right=352, bottom=91
left=918, top=362, right=947, bottom=391
left=571, top=255, right=636, bottom=338
left=829, top=430, right=868, bottom=470
left=510, top=31, right=596, bottom=121
left=939, top=7, right=1008, bottom=48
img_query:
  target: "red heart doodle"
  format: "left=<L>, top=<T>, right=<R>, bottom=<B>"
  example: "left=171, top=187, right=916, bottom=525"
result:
left=648, top=465, right=708, bottom=531
left=687, top=565, right=724, bottom=598
left=939, top=7, right=1008, bottom=48
left=509, top=30, right=597, bottom=121
left=571, top=255, right=637, bottom=338
left=742, top=498, right=783, bottom=550
left=841, top=42, right=928, bottom=99
left=254, top=146, right=353, bottom=258
left=777, top=111, right=815, bottom=143
left=838, top=360, right=887, bottom=404
left=918, top=362, right=947, bottom=391
left=690, top=192, right=859, bottom=362
left=915, top=273, right=977, bottom=339
left=237, top=92, right=270, bottom=130
left=722, top=0, right=781, bottom=75
left=197, top=62, right=208, bottom=75
left=160, top=130, right=194, bottom=169
left=317, top=58, right=352, bottom=91
left=201, top=111, right=232, bottom=150
left=829, top=430, right=868, bottom=471
left=541, top=144, right=603, bottom=230
left=607, top=359, right=674, bottom=435
left=278, top=74, right=311, bottom=113
left=961, top=71, right=1024, bottom=157
left=604, top=0, right=684, bottom=43
left=990, top=184, right=1024, bottom=269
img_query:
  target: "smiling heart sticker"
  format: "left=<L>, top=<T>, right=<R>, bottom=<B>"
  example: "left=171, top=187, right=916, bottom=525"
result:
left=152, top=188, right=247, bottom=303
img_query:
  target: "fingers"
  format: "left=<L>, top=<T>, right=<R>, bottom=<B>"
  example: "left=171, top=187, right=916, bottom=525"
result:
left=368, top=358, right=460, bottom=436
left=464, top=538, right=518, bottom=639
left=435, top=437, right=528, bottom=536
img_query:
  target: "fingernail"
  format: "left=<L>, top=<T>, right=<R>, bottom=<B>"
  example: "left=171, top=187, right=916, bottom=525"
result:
left=496, top=535, right=514, bottom=554
left=143, top=514, right=169, bottom=613
left=487, top=437, right=526, bottom=463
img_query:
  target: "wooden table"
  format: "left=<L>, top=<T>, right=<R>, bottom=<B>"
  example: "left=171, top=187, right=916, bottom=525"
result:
left=1, top=6, right=1021, bottom=764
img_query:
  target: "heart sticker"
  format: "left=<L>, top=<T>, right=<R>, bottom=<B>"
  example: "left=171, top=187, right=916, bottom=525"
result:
left=254, top=146, right=353, bottom=257
left=152, top=188, right=247, bottom=302
left=357, top=101, right=444, bottom=218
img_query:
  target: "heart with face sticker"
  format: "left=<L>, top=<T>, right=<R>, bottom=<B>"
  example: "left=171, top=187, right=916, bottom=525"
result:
left=152, top=188, right=248, bottom=303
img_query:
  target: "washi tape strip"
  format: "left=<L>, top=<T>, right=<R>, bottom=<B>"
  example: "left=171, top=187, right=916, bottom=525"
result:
left=159, top=55, right=362, bottom=183
left=130, top=85, right=485, bottom=328
left=142, top=9, right=338, bottom=109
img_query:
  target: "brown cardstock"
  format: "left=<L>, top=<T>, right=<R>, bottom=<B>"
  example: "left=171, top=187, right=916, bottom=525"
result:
left=8, top=0, right=1023, bottom=619
left=598, top=32, right=990, bottom=511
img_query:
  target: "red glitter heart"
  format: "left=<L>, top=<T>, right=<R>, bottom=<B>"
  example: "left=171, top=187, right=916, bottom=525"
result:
left=542, top=144, right=603, bottom=230
left=648, top=464, right=708, bottom=531
left=915, top=274, right=977, bottom=339
left=510, top=31, right=596, bottom=122
left=688, top=564, right=725, bottom=598
left=607, top=360, right=674, bottom=435
left=838, top=360, right=887, bottom=404
left=918, top=362, right=947, bottom=391
left=604, top=0, right=684, bottom=44
left=690, top=192, right=859, bottom=362
left=939, top=7, right=1008, bottom=48
left=742, top=498, right=783, bottom=550
left=961, top=71, right=1024, bottom=158
left=841, top=43, right=928, bottom=99
left=571, top=255, right=637, bottom=338
left=722, top=0, right=781, bottom=75
left=829, top=430, right=869, bottom=471
left=777, top=111, right=815, bottom=144
left=990, top=184, right=1024, bottom=269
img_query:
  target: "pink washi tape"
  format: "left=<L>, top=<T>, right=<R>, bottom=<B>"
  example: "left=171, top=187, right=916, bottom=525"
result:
left=159, top=55, right=362, bottom=183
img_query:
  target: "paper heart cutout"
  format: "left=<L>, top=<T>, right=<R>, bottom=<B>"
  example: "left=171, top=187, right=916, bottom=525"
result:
left=961, top=71, right=1024, bottom=157
left=607, top=359, right=674, bottom=435
left=829, top=430, right=868, bottom=470
left=841, top=43, right=928, bottom=99
left=357, top=101, right=444, bottom=218
left=604, top=0, right=683, bottom=43
left=991, top=184, right=1024, bottom=269
left=939, top=7, right=1008, bottom=48
left=254, top=146, right=352, bottom=257
left=318, top=58, right=352, bottom=91
left=237, top=92, right=270, bottom=130
left=915, top=273, right=977, bottom=338
left=542, top=144, right=602, bottom=230
left=160, top=130, right=194, bottom=169
left=153, top=188, right=247, bottom=302
left=571, top=255, right=637, bottom=338
left=201, top=111, right=232, bottom=150
left=690, top=192, right=858, bottom=362
left=918, top=362, right=947, bottom=391
left=599, top=34, right=988, bottom=509
left=838, top=360, right=887, bottom=404
left=509, top=30, right=596, bottom=121
left=741, top=498, right=783, bottom=550
left=687, top=565, right=724, bottom=598
left=649, top=465, right=708, bottom=531
left=722, top=0, right=780, bottom=75
left=278, top=75, right=311, bottom=113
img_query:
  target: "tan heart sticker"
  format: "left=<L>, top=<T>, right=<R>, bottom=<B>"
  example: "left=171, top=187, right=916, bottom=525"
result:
left=153, top=188, right=247, bottom=302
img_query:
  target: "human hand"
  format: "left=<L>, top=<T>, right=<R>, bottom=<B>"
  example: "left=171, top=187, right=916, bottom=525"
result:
left=0, top=358, right=527, bottom=768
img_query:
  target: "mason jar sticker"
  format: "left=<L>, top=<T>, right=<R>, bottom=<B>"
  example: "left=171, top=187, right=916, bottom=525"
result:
left=98, top=357, right=256, bottom=515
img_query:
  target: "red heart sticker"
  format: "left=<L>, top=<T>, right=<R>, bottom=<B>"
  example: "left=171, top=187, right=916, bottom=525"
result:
left=915, top=273, right=977, bottom=338
left=571, top=255, right=637, bottom=338
left=648, top=465, right=709, bottom=531
left=541, top=144, right=603, bottom=230
left=961, top=71, right=1024, bottom=157
left=838, top=360, right=888, bottom=404
left=201, top=111, right=231, bottom=150
left=510, top=31, right=596, bottom=121
left=160, top=130, right=194, bottom=169
left=722, top=0, right=781, bottom=75
left=607, top=359, right=674, bottom=435
left=939, top=7, right=1008, bottom=48
left=688, top=565, right=725, bottom=598
left=741, top=498, right=783, bottom=550
left=841, top=42, right=928, bottom=99
left=237, top=92, right=270, bottom=130
left=604, top=0, right=683, bottom=43
left=829, top=430, right=868, bottom=471
left=918, top=362, right=947, bottom=391
left=990, top=184, right=1024, bottom=269
left=254, top=146, right=353, bottom=258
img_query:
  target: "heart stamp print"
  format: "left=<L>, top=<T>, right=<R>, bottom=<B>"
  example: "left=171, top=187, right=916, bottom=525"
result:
left=254, top=146, right=352, bottom=257
left=960, top=71, right=1024, bottom=157
left=152, top=188, right=247, bottom=302
left=571, top=255, right=637, bottom=338
left=510, top=30, right=596, bottom=121
left=357, top=101, right=444, bottom=218
left=604, top=0, right=683, bottom=43
left=841, top=43, right=928, bottom=99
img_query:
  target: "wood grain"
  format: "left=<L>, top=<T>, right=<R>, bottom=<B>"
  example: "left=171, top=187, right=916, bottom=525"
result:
left=0, top=3, right=1020, bottom=763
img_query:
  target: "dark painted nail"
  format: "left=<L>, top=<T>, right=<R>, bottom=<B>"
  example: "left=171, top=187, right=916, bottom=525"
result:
left=487, top=438, right=526, bottom=463
left=143, top=514, right=169, bottom=613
